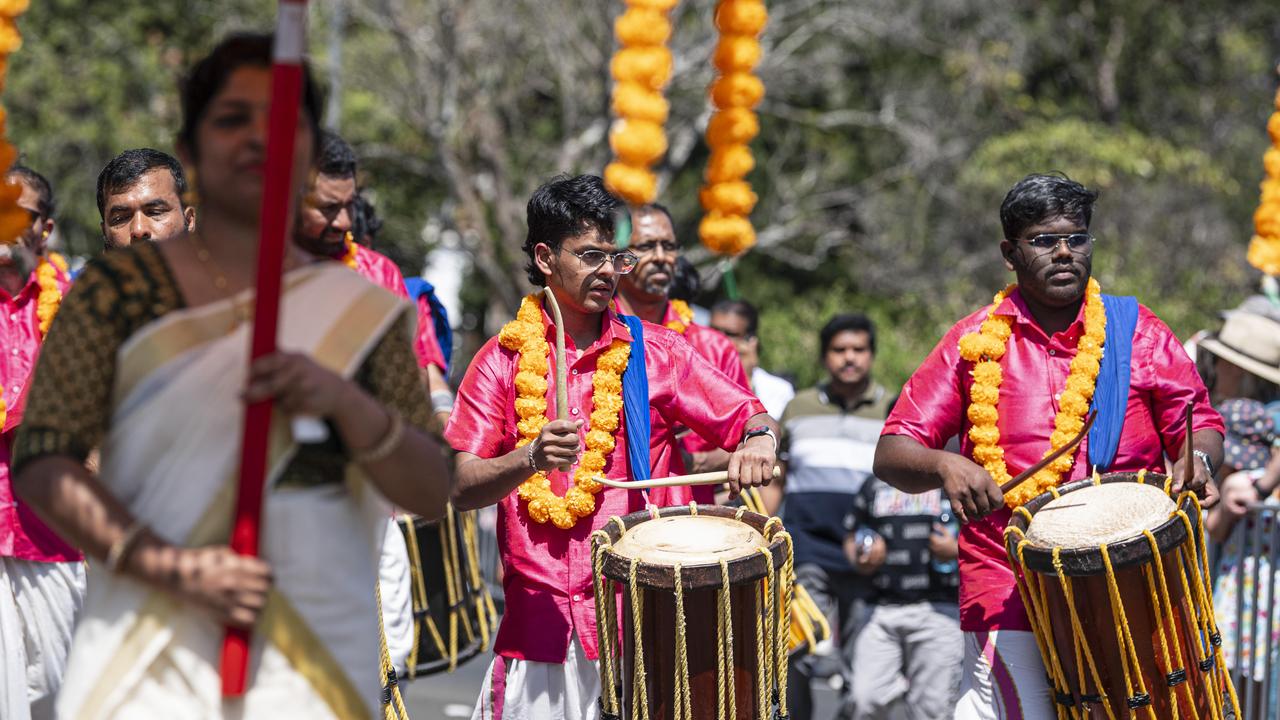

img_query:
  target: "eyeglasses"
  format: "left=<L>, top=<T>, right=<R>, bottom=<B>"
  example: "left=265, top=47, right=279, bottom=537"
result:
left=562, top=248, right=639, bottom=274
left=1023, top=233, right=1095, bottom=254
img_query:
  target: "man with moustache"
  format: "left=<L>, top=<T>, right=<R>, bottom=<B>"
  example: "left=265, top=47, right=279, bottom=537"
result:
left=0, top=166, right=84, bottom=720
left=710, top=298, right=796, bottom=419
left=96, top=148, right=196, bottom=250
left=775, top=312, right=893, bottom=720
left=447, top=174, right=776, bottom=719
left=613, top=204, right=751, bottom=491
left=873, top=174, right=1222, bottom=719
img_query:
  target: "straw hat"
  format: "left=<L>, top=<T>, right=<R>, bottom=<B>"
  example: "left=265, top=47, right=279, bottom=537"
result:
left=1200, top=312, right=1280, bottom=386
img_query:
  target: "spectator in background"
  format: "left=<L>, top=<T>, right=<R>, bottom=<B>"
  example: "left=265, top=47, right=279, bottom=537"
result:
left=844, top=473, right=961, bottom=719
left=95, top=148, right=195, bottom=250
left=711, top=298, right=795, bottom=418
left=776, top=313, right=893, bottom=720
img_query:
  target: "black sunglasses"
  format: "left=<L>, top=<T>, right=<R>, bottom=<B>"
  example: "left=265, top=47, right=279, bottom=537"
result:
left=1023, top=233, right=1095, bottom=253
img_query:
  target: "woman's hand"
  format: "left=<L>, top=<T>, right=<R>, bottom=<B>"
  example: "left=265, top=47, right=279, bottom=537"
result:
left=143, top=543, right=274, bottom=629
left=243, top=351, right=349, bottom=418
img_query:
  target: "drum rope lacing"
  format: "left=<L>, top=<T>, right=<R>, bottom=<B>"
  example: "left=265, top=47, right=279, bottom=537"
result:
left=742, top=488, right=831, bottom=654
left=375, top=580, right=412, bottom=720
left=1002, top=475, right=1242, bottom=720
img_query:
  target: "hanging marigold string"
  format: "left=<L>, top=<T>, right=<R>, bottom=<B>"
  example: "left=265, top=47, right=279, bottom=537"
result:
left=698, top=0, right=766, bottom=257
left=340, top=231, right=358, bottom=269
left=958, top=279, right=1106, bottom=507
left=604, top=0, right=677, bottom=206
left=0, top=0, right=30, bottom=429
left=1249, top=83, right=1280, bottom=277
left=665, top=298, right=694, bottom=334
left=499, top=293, right=631, bottom=529
left=34, top=256, right=61, bottom=337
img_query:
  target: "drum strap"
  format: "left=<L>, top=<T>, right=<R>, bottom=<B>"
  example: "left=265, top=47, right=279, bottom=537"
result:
left=619, top=314, right=653, bottom=483
left=1088, top=295, right=1139, bottom=471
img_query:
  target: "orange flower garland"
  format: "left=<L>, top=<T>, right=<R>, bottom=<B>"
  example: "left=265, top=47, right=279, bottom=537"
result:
left=664, top=298, right=694, bottom=334
left=1249, top=86, right=1280, bottom=277
left=340, top=231, right=359, bottom=269
left=0, top=0, right=30, bottom=430
left=958, top=278, right=1106, bottom=508
left=698, top=0, right=767, bottom=257
left=604, top=0, right=677, bottom=205
left=499, top=293, right=631, bottom=529
left=34, top=257, right=61, bottom=337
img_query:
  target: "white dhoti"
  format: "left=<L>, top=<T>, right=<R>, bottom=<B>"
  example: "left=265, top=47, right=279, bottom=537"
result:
left=0, top=557, right=85, bottom=720
left=470, top=634, right=601, bottom=720
left=378, top=518, right=414, bottom=678
left=953, top=630, right=1055, bottom=720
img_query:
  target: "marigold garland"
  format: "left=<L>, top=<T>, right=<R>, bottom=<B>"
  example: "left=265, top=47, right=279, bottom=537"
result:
left=1249, top=85, right=1280, bottom=277
left=34, top=256, right=61, bottom=337
left=340, top=231, right=359, bottom=270
left=499, top=293, right=631, bottom=529
left=604, top=0, right=677, bottom=206
left=959, top=278, right=1106, bottom=508
left=0, top=0, right=31, bottom=430
left=665, top=298, right=694, bottom=334
left=698, top=0, right=767, bottom=257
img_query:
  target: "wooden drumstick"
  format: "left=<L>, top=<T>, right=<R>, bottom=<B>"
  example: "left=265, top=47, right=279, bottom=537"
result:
left=1182, top=400, right=1194, bottom=490
left=593, top=466, right=782, bottom=491
left=541, top=287, right=571, bottom=471
left=999, top=410, right=1096, bottom=495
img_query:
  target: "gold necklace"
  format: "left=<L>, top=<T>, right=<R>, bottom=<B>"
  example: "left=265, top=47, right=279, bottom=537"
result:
left=188, top=234, right=252, bottom=330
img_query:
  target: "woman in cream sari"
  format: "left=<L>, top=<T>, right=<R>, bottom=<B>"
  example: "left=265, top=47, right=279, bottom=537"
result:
left=11, top=34, right=452, bottom=719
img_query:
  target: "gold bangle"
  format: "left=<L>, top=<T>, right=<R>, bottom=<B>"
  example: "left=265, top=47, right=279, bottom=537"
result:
left=106, top=522, right=147, bottom=573
left=352, top=411, right=405, bottom=465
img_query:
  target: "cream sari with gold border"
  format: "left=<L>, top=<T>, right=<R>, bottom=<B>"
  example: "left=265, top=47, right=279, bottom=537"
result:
left=55, top=262, right=406, bottom=720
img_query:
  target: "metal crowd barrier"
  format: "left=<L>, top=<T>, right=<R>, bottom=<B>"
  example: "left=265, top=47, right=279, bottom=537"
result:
left=1212, top=503, right=1280, bottom=719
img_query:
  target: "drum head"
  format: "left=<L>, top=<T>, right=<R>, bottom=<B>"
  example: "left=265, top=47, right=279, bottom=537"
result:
left=1024, top=482, right=1176, bottom=550
left=610, top=515, right=766, bottom=567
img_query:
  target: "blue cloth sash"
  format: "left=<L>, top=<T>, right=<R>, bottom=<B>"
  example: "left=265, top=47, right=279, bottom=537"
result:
left=404, top=277, right=453, bottom=372
left=618, top=314, right=652, bottom=482
left=1087, top=295, right=1139, bottom=470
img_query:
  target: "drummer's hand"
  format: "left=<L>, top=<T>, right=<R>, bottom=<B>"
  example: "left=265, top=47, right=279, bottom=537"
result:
left=531, top=419, right=582, bottom=472
left=171, top=546, right=274, bottom=628
left=243, top=351, right=347, bottom=417
left=726, top=435, right=776, bottom=501
left=1170, top=453, right=1216, bottom=507
left=938, top=453, right=1003, bottom=524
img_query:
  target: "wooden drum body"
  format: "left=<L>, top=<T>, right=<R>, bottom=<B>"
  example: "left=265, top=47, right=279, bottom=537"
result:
left=591, top=504, right=794, bottom=720
left=1005, top=472, right=1241, bottom=718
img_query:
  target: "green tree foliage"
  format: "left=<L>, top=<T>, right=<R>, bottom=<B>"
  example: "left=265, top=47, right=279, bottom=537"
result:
left=4, top=1, right=1275, bottom=390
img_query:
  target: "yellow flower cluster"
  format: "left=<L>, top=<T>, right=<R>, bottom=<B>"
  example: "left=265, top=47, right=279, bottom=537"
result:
left=34, top=257, right=61, bottom=337
left=698, top=0, right=767, bottom=257
left=499, top=293, right=631, bottom=529
left=340, top=231, right=359, bottom=270
left=664, top=298, right=694, bottom=334
left=1249, top=87, right=1280, bottom=276
left=604, top=0, right=677, bottom=206
left=958, top=278, right=1106, bottom=508
left=0, top=0, right=27, bottom=431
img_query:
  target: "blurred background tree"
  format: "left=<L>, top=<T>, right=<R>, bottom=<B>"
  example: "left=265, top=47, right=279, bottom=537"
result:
left=8, top=0, right=1276, bottom=390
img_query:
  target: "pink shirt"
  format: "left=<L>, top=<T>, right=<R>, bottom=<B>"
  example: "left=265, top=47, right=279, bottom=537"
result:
left=0, top=276, right=81, bottom=562
left=412, top=294, right=447, bottom=372
left=882, top=289, right=1221, bottom=632
left=445, top=308, right=764, bottom=662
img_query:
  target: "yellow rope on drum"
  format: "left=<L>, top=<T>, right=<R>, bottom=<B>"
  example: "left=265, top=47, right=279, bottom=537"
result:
left=1140, top=529, right=1194, bottom=719
left=1049, top=545, right=1114, bottom=720
left=672, top=563, right=693, bottom=720
left=628, top=557, right=651, bottom=720
left=755, top=546, right=775, bottom=715
left=775, top=531, right=794, bottom=717
left=1001, top=529, right=1070, bottom=720
left=713, top=558, right=735, bottom=720
left=375, top=581, right=412, bottom=720
left=401, top=516, right=447, bottom=677
left=1175, top=500, right=1240, bottom=719
left=439, top=513, right=462, bottom=673
left=591, top=530, right=621, bottom=718
left=1098, top=543, right=1155, bottom=718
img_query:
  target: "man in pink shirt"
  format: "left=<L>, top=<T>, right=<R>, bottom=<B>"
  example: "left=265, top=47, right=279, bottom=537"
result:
left=873, top=174, right=1223, bottom=719
left=613, top=203, right=751, bottom=496
left=0, top=167, right=85, bottom=720
left=447, top=174, right=777, bottom=719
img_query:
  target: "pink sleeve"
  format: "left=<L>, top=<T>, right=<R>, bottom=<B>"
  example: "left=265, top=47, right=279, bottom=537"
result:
left=882, top=321, right=967, bottom=449
left=444, top=338, right=512, bottom=458
left=1134, top=308, right=1224, bottom=453
left=657, top=333, right=765, bottom=452
left=413, top=295, right=448, bottom=371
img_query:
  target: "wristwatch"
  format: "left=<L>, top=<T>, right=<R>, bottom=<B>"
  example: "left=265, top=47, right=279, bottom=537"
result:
left=743, top=425, right=778, bottom=451
left=1192, top=449, right=1214, bottom=478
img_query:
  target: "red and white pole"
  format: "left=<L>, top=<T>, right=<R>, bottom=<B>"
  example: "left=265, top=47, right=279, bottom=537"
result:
left=220, top=0, right=309, bottom=697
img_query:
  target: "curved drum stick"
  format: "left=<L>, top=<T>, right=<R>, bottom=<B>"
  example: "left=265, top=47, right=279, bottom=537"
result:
left=999, top=410, right=1096, bottom=496
left=541, top=287, right=570, bottom=470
